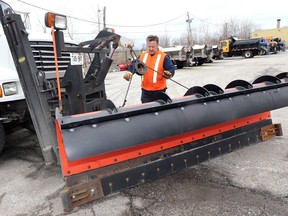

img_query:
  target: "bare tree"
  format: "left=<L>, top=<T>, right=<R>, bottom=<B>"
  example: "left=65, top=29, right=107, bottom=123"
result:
left=195, top=23, right=213, bottom=45
left=218, top=18, right=240, bottom=40
left=66, top=18, right=75, bottom=40
left=36, top=16, right=46, bottom=33
left=173, top=32, right=190, bottom=46
left=238, top=19, right=260, bottom=39
left=171, top=38, right=182, bottom=46
left=218, top=17, right=259, bottom=40
left=135, top=16, right=261, bottom=49
left=208, top=32, right=221, bottom=45
left=141, top=42, right=147, bottom=51
left=159, top=31, right=171, bottom=48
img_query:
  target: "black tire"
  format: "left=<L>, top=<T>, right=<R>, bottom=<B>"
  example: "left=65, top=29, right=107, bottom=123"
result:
left=0, top=122, right=5, bottom=154
left=176, top=61, right=185, bottom=69
left=259, top=49, right=267, bottom=55
left=197, top=58, right=204, bottom=66
left=244, top=51, right=253, bottom=58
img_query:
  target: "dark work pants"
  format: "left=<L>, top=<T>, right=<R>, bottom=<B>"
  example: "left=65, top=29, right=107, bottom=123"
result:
left=141, top=89, right=166, bottom=103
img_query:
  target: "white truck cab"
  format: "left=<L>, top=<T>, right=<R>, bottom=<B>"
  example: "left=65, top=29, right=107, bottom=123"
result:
left=0, top=0, right=28, bottom=152
left=0, top=13, right=25, bottom=103
left=0, top=0, right=77, bottom=153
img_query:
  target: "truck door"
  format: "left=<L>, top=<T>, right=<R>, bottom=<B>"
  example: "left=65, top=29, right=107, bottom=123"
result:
left=220, top=40, right=230, bottom=53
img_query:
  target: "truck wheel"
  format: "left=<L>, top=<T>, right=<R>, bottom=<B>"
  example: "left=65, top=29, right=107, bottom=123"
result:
left=197, top=59, right=204, bottom=66
left=244, top=51, right=253, bottom=58
left=0, top=122, right=5, bottom=154
left=259, top=49, right=267, bottom=55
left=176, top=61, right=185, bottom=69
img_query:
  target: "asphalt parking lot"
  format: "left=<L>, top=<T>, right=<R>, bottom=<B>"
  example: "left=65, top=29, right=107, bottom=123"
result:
left=1, top=52, right=288, bottom=216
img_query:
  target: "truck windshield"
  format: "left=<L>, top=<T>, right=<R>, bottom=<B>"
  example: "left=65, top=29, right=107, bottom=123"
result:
left=221, top=41, right=227, bottom=46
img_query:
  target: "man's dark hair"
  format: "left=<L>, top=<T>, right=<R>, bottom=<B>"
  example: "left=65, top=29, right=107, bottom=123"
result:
left=146, top=35, right=159, bottom=44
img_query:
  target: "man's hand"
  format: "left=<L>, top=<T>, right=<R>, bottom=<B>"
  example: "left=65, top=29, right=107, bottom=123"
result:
left=163, top=70, right=172, bottom=79
left=123, top=72, right=133, bottom=81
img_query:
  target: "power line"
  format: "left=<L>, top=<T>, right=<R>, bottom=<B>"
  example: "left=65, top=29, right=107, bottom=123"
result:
left=108, top=14, right=186, bottom=28
left=16, top=0, right=50, bottom=12
left=71, top=29, right=187, bottom=35
left=16, top=0, right=186, bottom=28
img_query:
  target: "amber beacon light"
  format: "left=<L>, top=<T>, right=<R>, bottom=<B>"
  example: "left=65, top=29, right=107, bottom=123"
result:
left=45, top=12, right=67, bottom=30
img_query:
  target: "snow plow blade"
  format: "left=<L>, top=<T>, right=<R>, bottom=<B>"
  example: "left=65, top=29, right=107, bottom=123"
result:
left=57, top=73, right=288, bottom=211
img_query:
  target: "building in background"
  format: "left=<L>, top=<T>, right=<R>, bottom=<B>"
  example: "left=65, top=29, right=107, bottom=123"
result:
left=252, top=19, right=288, bottom=46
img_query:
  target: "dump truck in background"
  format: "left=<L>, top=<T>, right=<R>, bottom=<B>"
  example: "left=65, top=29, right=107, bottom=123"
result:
left=262, top=36, right=278, bottom=54
left=221, top=36, right=263, bottom=58
left=272, top=37, right=286, bottom=52
left=259, top=40, right=270, bottom=55
left=2, top=5, right=288, bottom=213
left=192, top=44, right=213, bottom=65
left=212, top=45, right=223, bottom=60
left=279, top=41, right=286, bottom=51
left=161, top=44, right=214, bottom=69
left=160, top=45, right=193, bottom=69
left=254, top=36, right=286, bottom=54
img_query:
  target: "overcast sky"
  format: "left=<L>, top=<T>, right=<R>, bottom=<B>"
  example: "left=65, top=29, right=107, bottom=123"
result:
left=6, top=0, right=288, bottom=47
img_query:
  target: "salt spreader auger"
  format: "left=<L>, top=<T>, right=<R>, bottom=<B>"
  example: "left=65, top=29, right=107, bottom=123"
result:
left=0, top=8, right=287, bottom=212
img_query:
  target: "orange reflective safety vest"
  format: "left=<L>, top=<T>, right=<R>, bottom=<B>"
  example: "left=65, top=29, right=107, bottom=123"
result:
left=139, top=50, right=167, bottom=91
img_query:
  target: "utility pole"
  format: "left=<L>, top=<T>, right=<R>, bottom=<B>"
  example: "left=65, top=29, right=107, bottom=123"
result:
left=186, top=12, right=193, bottom=46
left=97, top=6, right=101, bottom=32
left=103, top=6, right=106, bottom=29
left=224, top=22, right=228, bottom=39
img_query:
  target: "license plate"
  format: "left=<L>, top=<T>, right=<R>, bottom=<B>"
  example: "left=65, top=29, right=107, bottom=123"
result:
left=70, top=53, right=84, bottom=65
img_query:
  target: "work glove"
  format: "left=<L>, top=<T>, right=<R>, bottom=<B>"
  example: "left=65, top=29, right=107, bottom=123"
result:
left=123, top=72, right=133, bottom=81
left=163, top=70, right=172, bottom=79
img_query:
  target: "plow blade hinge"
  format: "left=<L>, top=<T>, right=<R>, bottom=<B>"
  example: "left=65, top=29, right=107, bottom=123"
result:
left=260, top=123, right=282, bottom=141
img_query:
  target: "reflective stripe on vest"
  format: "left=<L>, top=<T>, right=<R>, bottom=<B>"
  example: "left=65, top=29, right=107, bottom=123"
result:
left=142, top=53, right=148, bottom=63
left=153, top=54, right=161, bottom=83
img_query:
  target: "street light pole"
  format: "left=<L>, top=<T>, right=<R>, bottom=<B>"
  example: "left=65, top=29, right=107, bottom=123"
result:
left=103, top=6, right=106, bottom=29
left=186, top=12, right=193, bottom=46
left=97, top=7, right=101, bottom=32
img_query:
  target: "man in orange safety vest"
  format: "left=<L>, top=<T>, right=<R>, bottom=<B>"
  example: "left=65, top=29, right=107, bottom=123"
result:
left=123, top=35, right=175, bottom=103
